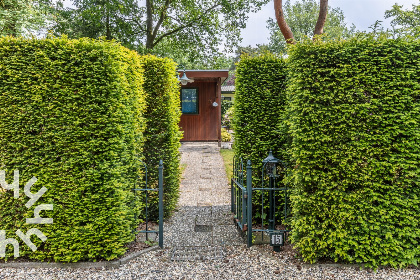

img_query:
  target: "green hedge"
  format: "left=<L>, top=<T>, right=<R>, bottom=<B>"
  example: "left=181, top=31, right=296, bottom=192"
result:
left=141, top=55, right=182, bottom=219
left=233, top=53, right=289, bottom=223
left=0, top=37, right=146, bottom=262
left=287, top=35, right=420, bottom=268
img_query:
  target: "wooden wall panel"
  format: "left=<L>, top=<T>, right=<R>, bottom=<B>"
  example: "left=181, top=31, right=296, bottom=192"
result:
left=179, top=80, right=220, bottom=141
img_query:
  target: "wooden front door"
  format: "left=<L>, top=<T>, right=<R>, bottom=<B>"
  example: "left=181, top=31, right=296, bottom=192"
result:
left=179, top=80, right=219, bottom=141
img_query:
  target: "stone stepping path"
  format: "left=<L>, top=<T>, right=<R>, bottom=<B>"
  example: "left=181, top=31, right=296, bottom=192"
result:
left=163, top=142, right=243, bottom=256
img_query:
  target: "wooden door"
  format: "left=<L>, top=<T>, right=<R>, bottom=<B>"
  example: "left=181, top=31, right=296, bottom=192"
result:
left=179, top=80, right=219, bottom=141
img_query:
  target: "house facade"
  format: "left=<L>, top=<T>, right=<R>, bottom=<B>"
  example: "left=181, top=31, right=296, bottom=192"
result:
left=178, top=70, right=229, bottom=143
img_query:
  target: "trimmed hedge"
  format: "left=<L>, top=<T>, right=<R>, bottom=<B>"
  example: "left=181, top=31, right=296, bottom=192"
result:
left=233, top=52, right=288, bottom=164
left=233, top=53, right=289, bottom=223
left=141, top=55, right=182, bottom=219
left=287, top=35, right=420, bottom=268
left=0, top=37, right=146, bottom=262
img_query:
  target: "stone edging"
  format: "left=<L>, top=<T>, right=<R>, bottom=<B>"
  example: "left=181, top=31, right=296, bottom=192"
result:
left=0, top=246, right=160, bottom=269
left=302, top=263, right=366, bottom=270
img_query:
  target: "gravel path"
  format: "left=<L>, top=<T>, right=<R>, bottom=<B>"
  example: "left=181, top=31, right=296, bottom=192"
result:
left=1, top=142, right=419, bottom=279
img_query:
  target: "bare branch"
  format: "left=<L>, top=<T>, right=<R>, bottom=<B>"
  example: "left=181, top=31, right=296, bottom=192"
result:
left=274, top=0, right=295, bottom=44
left=313, top=0, right=328, bottom=38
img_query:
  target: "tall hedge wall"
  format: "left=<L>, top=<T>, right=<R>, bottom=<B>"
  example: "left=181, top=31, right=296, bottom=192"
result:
left=287, top=36, right=420, bottom=268
left=233, top=53, right=289, bottom=222
left=141, top=55, right=182, bottom=219
left=233, top=53, right=288, bottom=165
left=0, top=37, right=146, bottom=262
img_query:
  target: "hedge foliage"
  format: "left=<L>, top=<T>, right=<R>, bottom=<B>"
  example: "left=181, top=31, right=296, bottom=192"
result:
left=0, top=36, right=146, bottom=262
left=141, top=55, right=182, bottom=219
left=287, top=35, right=420, bottom=268
left=233, top=53, right=289, bottom=223
left=233, top=52, right=288, bottom=165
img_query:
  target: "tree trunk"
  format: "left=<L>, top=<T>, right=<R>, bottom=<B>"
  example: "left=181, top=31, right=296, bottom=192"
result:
left=274, top=0, right=329, bottom=44
left=313, top=0, right=328, bottom=38
left=106, top=5, right=111, bottom=40
left=274, top=0, right=295, bottom=44
left=145, top=0, right=154, bottom=49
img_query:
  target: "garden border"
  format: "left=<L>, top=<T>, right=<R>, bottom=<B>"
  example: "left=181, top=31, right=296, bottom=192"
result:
left=0, top=246, right=160, bottom=269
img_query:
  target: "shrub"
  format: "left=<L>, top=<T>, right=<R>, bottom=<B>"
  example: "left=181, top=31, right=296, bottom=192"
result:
left=222, top=106, right=234, bottom=130
left=141, top=55, right=182, bottom=219
left=221, top=99, right=233, bottom=117
left=287, top=35, right=420, bottom=268
left=221, top=128, right=232, bottom=142
left=0, top=36, right=146, bottom=262
left=233, top=52, right=289, bottom=224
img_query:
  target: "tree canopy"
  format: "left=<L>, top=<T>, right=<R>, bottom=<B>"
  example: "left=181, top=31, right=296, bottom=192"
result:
left=53, top=0, right=270, bottom=68
left=385, top=2, right=420, bottom=38
left=268, top=0, right=355, bottom=53
left=0, top=0, right=53, bottom=37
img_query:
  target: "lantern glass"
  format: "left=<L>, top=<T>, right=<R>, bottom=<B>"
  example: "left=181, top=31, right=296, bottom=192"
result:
left=263, top=150, right=279, bottom=178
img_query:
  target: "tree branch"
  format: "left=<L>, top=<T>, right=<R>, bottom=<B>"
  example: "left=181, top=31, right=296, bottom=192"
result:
left=274, top=0, right=295, bottom=44
left=313, top=0, right=328, bottom=38
left=129, top=16, right=146, bottom=33
left=151, top=3, right=221, bottom=48
left=152, top=0, right=172, bottom=40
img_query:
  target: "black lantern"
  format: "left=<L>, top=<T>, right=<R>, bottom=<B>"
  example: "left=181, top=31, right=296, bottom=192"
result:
left=263, top=150, right=279, bottom=178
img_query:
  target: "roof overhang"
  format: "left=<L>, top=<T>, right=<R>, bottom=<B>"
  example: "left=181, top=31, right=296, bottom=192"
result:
left=177, top=70, right=229, bottom=84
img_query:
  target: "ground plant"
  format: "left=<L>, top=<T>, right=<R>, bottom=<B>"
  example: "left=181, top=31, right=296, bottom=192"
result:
left=222, top=106, right=234, bottom=131
left=220, top=149, right=234, bottom=183
left=221, top=128, right=232, bottom=142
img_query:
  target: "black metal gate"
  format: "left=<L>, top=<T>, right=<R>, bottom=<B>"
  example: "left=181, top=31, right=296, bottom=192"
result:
left=231, top=153, right=291, bottom=250
left=133, top=160, right=164, bottom=248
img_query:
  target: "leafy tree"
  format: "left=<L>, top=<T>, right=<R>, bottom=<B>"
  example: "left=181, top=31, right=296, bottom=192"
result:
left=144, top=37, right=232, bottom=70
left=53, top=0, right=140, bottom=47
left=53, top=0, right=270, bottom=68
left=268, top=0, right=355, bottom=53
left=385, top=2, right=420, bottom=38
left=0, top=0, right=53, bottom=37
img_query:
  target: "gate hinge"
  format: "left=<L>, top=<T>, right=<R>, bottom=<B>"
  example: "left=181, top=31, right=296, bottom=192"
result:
left=244, top=194, right=248, bottom=199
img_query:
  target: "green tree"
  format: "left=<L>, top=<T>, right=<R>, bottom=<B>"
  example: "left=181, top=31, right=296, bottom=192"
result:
left=385, top=2, right=420, bottom=38
left=53, top=0, right=269, bottom=68
left=0, top=0, right=53, bottom=37
left=53, top=0, right=140, bottom=47
left=146, top=37, right=233, bottom=70
left=268, top=0, right=355, bottom=53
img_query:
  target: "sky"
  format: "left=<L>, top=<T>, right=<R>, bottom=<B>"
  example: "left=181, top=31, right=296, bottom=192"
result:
left=241, top=0, right=420, bottom=46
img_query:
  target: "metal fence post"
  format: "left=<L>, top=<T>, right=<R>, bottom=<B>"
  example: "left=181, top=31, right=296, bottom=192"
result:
left=158, top=160, right=164, bottom=249
left=242, top=180, right=247, bottom=229
left=246, top=160, right=253, bottom=247
left=231, top=178, right=234, bottom=213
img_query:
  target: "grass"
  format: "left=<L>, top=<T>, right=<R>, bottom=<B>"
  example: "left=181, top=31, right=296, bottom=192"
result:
left=180, top=163, right=187, bottom=178
left=220, top=148, right=234, bottom=182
